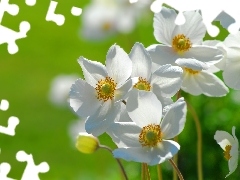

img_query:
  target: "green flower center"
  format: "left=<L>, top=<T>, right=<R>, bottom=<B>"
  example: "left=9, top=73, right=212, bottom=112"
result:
left=95, top=77, right=117, bottom=102
left=133, top=77, right=151, bottom=91
left=139, top=124, right=162, bottom=147
left=172, top=34, right=192, bottom=55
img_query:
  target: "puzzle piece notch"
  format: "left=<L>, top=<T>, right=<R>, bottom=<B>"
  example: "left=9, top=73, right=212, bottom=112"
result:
left=0, top=162, right=15, bottom=180
left=0, top=99, right=9, bottom=111
left=46, top=1, right=65, bottom=26
left=71, top=7, right=82, bottom=16
left=0, top=0, right=19, bottom=24
left=16, top=151, right=50, bottom=180
left=0, top=21, right=30, bottom=54
left=150, top=0, right=240, bottom=37
left=25, top=0, right=36, bottom=6
left=0, top=116, right=19, bottom=136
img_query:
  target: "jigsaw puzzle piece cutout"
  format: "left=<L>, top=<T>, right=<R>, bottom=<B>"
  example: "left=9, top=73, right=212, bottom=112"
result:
left=46, top=1, right=65, bottom=26
left=0, top=99, right=9, bottom=111
left=0, top=21, right=30, bottom=54
left=71, top=6, right=82, bottom=16
left=0, top=162, right=15, bottom=180
left=0, top=0, right=19, bottom=23
left=16, top=151, right=49, bottom=180
left=0, top=116, right=19, bottom=136
left=25, top=0, right=36, bottom=6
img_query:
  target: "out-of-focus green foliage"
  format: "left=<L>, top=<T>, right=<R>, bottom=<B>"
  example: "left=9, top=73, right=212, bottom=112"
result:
left=0, top=1, right=239, bottom=179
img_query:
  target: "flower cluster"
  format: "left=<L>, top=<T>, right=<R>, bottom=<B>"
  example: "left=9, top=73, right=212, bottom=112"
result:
left=70, top=6, right=239, bottom=178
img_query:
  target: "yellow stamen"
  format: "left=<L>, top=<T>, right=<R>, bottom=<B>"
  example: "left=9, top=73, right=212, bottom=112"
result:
left=184, top=67, right=200, bottom=75
left=95, top=77, right=117, bottom=102
left=224, top=145, right=232, bottom=160
left=172, top=34, right=192, bottom=54
left=102, top=22, right=112, bottom=31
left=133, top=77, right=151, bottom=91
left=139, top=124, right=162, bottom=147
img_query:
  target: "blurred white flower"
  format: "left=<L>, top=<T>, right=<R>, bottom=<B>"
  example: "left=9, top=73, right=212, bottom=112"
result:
left=69, top=44, right=132, bottom=136
left=214, top=126, right=239, bottom=178
left=48, top=74, right=79, bottom=107
left=69, top=119, right=86, bottom=144
left=147, top=7, right=228, bottom=96
left=107, top=91, right=187, bottom=165
left=80, top=0, right=151, bottom=40
left=222, top=32, right=240, bottom=90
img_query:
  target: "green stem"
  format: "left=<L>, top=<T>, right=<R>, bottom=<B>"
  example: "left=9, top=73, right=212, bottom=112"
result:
left=100, top=145, right=128, bottom=180
left=157, top=164, right=163, bottom=180
left=142, top=163, right=151, bottom=180
left=186, top=102, right=203, bottom=180
left=169, top=159, right=184, bottom=180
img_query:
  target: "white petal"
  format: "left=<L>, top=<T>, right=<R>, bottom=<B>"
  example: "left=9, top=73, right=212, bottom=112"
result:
left=184, top=46, right=224, bottom=66
left=214, top=131, right=235, bottom=150
left=130, top=42, right=152, bottom=80
left=224, top=32, right=240, bottom=48
left=127, top=90, right=162, bottom=127
left=113, top=147, right=151, bottom=164
left=69, top=79, right=101, bottom=117
left=173, top=11, right=206, bottom=44
left=151, top=89, right=174, bottom=107
left=106, top=45, right=132, bottom=86
left=182, top=71, right=229, bottom=97
left=153, top=7, right=177, bottom=45
left=160, top=98, right=187, bottom=139
left=78, top=57, right=107, bottom=87
left=147, top=44, right=178, bottom=66
left=148, top=140, right=180, bottom=165
left=175, top=58, right=209, bottom=71
left=151, top=64, right=183, bottom=97
left=107, top=122, right=142, bottom=148
left=114, top=78, right=133, bottom=102
left=85, top=100, right=118, bottom=136
left=227, top=127, right=239, bottom=178
left=223, top=62, right=240, bottom=90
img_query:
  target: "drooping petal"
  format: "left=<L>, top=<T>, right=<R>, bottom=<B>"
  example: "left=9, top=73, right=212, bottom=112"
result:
left=106, top=45, right=132, bottom=86
left=153, top=7, right=177, bottom=45
left=127, top=90, right=162, bottom=127
left=181, top=71, right=229, bottom=97
left=184, top=46, right=224, bottom=66
left=214, top=130, right=235, bottom=150
left=107, top=122, right=142, bottom=148
left=129, top=42, right=152, bottom=80
left=148, top=140, right=180, bottom=165
left=223, top=62, right=240, bottom=90
left=85, top=100, right=118, bottom=136
left=173, top=11, right=206, bottom=44
left=113, top=147, right=151, bottom=164
left=78, top=57, right=107, bottom=87
left=160, top=98, right=187, bottom=139
left=227, top=127, right=239, bottom=177
left=147, top=44, right=178, bottom=66
left=69, top=78, right=101, bottom=117
left=151, top=64, right=183, bottom=97
left=175, top=58, right=209, bottom=71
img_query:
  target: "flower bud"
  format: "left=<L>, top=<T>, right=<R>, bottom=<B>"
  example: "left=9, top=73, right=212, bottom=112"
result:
left=76, top=132, right=99, bottom=154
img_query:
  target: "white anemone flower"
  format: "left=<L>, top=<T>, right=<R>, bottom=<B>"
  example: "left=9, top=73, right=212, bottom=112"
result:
left=107, top=91, right=187, bottom=165
left=222, top=32, right=240, bottom=90
left=214, top=126, right=239, bottom=178
left=147, top=7, right=228, bottom=96
left=69, top=45, right=132, bottom=136
left=129, top=42, right=183, bottom=106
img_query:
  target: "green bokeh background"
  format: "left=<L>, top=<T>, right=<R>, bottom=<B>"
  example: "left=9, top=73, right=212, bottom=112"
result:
left=0, top=0, right=240, bottom=179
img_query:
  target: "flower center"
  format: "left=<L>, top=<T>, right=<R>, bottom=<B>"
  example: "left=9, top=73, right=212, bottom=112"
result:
left=184, top=67, right=200, bottom=75
left=102, top=22, right=112, bottom=31
left=95, top=77, right=117, bottom=102
left=223, top=145, right=232, bottom=160
left=133, top=77, right=151, bottom=91
left=139, top=124, right=162, bottom=147
left=172, top=34, right=192, bottom=54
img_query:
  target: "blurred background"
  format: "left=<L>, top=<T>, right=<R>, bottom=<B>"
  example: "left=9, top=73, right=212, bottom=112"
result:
left=0, top=0, right=239, bottom=179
